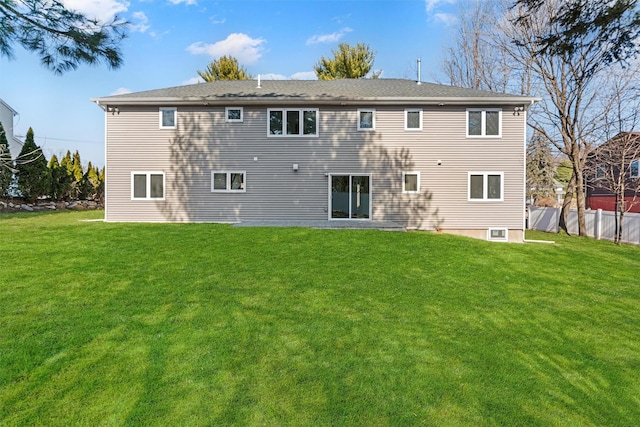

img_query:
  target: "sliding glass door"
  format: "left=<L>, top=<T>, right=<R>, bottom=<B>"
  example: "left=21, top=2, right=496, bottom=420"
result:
left=330, top=175, right=371, bottom=219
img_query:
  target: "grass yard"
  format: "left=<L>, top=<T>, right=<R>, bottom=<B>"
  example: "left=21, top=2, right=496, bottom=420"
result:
left=1, top=211, right=640, bottom=426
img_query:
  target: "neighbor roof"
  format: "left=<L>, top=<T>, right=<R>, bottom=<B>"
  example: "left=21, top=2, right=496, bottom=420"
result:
left=92, top=78, right=540, bottom=107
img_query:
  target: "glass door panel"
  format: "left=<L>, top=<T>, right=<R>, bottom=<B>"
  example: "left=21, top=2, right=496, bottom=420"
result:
left=350, top=176, right=370, bottom=219
left=330, top=174, right=370, bottom=219
left=331, top=175, right=350, bottom=219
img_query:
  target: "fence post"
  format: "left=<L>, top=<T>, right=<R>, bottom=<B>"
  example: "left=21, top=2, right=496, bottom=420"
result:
left=595, top=209, right=602, bottom=240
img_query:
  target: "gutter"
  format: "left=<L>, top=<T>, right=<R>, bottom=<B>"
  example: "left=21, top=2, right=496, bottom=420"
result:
left=91, top=96, right=542, bottom=107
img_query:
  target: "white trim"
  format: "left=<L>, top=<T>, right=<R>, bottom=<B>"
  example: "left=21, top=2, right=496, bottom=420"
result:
left=466, top=108, right=502, bottom=138
left=225, top=107, right=243, bottom=123
left=131, top=171, right=165, bottom=200
left=211, top=171, right=246, bottom=192
left=404, top=108, right=423, bottom=131
left=267, top=108, right=318, bottom=137
left=402, top=171, right=421, bottom=193
left=357, top=109, right=376, bottom=131
left=104, top=109, right=108, bottom=219
left=159, top=107, right=177, bottom=129
left=487, top=228, right=508, bottom=242
left=468, top=172, right=504, bottom=202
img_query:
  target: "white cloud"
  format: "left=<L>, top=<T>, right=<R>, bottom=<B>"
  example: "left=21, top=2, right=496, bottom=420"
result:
left=424, top=0, right=457, bottom=13
left=186, top=33, right=266, bottom=65
left=168, top=0, right=197, bottom=5
left=62, top=0, right=129, bottom=24
left=306, top=27, right=353, bottom=45
left=433, top=12, right=458, bottom=26
left=110, top=87, right=132, bottom=95
left=129, top=11, right=150, bottom=32
left=210, top=16, right=226, bottom=24
left=181, top=77, right=203, bottom=85
left=290, top=71, right=317, bottom=80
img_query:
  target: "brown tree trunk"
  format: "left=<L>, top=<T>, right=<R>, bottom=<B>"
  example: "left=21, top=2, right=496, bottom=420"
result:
left=574, top=168, right=587, bottom=236
left=559, top=174, right=576, bottom=234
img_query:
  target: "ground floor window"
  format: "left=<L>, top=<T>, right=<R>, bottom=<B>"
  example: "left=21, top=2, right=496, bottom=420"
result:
left=402, top=171, right=420, bottom=193
left=132, top=172, right=165, bottom=200
left=468, top=172, right=503, bottom=201
left=211, top=171, right=246, bottom=192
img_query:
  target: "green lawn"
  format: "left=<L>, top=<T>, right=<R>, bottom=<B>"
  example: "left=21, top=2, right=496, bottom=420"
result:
left=1, top=211, right=639, bottom=426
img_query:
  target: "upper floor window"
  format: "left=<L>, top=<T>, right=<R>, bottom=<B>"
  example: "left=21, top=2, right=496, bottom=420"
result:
left=268, top=109, right=318, bottom=136
left=132, top=172, right=165, bottom=200
left=159, top=107, right=176, bottom=129
left=405, top=109, right=422, bottom=131
left=225, top=107, right=243, bottom=123
left=631, top=160, right=639, bottom=178
left=595, top=163, right=606, bottom=180
left=467, top=109, right=501, bottom=138
left=468, top=172, right=503, bottom=201
left=358, top=109, right=375, bottom=131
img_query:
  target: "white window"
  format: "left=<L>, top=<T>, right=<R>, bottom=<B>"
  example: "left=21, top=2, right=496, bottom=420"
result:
left=268, top=108, right=318, bottom=136
left=595, top=163, right=606, bottom=180
left=487, top=228, right=508, bottom=242
left=467, top=109, right=501, bottom=138
left=225, top=107, right=243, bottom=123
left=211, top=171, right=246, bottom=192
left=405, top=109, right=422, bottom=131
left=132, top=172, right=165, bottom=200
left=402, top=171, right=420, bottom=193
left=468, top=172, right=504, bottom=201
left=357, top=109, right=375, bottom=131
left=630, top=160, right=639, bottom=178
left=159, top=107, right=177, bottom=129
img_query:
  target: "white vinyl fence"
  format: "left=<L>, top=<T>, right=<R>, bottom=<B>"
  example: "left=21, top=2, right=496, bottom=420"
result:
left=528, top=207, right=640, bottom=245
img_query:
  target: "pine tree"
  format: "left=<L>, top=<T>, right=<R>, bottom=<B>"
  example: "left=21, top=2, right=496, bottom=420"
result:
left=15, top=128, right=49, bottom=202
left=197, top=55, right=253, bottom=81
left=0, top=0, right=127, bottom=74
left=60, top=150, right=74, bottom=199
left=526, top=132, right=556, bottom=204
left=0, top=121, right=13, bottom=197
left=69, top=150, right=84, bottom=199
left=314, top=42, right=381, bottom=80
left=47, top=154, right=65, bottom=201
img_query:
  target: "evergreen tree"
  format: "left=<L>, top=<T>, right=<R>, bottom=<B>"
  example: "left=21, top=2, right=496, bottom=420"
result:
left=47, top=154, right=65, bottom=201
left=314, top=42, right=381, bottom=80
left=15, top=128, right=49, bottom=202
left=0, top=0, right=127, bottom=74
left=197, top=55, right=253, bottom=81
left=71, top=150, right=87, bottom=199
left=526, top=133, right=556, bottom=204
left=60, top=150, right=74, bottom=199
left=0, top=121, right=13, bottom=197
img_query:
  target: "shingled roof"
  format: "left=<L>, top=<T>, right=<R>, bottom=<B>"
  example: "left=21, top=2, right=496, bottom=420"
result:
left=92, top=78, right=539, bottom=106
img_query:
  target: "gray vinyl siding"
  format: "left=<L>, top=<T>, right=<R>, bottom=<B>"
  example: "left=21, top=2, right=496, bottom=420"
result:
left=105, top=104, right=526, bottom=230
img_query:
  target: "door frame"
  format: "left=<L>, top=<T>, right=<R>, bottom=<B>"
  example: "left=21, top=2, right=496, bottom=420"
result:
left=327, top=173, right=372, bottom=220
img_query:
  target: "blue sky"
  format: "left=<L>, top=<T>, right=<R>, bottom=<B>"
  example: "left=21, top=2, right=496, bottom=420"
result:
left=0, top=0, right=462, bottom=168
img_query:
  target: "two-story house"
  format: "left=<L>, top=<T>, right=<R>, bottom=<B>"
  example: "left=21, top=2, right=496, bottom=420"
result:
left=92, top=79, right=538, bottom=242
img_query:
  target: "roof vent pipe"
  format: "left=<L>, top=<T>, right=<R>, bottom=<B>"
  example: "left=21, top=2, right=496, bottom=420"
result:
left=257, top=74, right=261, bottom=89
left=417, top=58, right=422, bottom=85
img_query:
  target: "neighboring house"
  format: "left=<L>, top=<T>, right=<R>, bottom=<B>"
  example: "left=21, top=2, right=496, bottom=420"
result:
left=585, top=131, right=640, bottom=213
left=92, top=79, right=539, bottom=242
left=0, top=98, right=22, bottom=157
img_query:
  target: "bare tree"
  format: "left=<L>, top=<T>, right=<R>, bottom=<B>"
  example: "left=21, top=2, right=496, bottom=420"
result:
left=500, top=1, right=639, bottom=236
left=441, top=0, right=515, bottom=93
left=584, top=66, right=640, bottom=242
